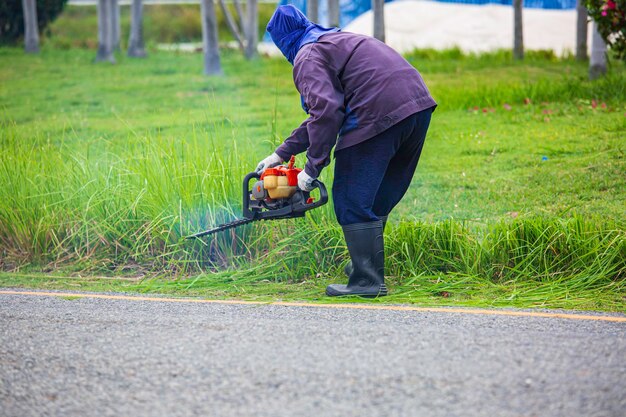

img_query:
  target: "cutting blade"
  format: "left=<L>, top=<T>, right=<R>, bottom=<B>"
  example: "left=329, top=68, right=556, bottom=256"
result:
left=185, top=217, right=256, bottom=239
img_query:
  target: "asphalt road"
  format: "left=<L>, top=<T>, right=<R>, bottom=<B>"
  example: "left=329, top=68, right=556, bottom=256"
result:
left=1, top=289, right=625, bottom=417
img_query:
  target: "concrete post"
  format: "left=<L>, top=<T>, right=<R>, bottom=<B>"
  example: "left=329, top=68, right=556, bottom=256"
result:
left=96, top=0, right=116, bottom=63
left=307, top=0, right=318, bottom=22
left=200, top=0, right=222, bottom=75
left=373, top=0, right=385, bottom=43
left=328, top=0, right=340, bottom=27
left=513, top=0, right=524, bottom=60
left=21, top=0, right=40, bottom=53
left=576, top=0, right=588, bottom=61
left=245, top=0, right=258, bottom=59
left=128, top=0, right=146, bottom=57
left=589, top=22, right=607, bottom=80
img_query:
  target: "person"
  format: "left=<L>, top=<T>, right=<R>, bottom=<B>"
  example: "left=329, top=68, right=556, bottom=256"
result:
left=256, top=5, right=437, bottom=297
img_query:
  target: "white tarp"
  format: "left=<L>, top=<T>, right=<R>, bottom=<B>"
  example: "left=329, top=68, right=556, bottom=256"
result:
left=345, top=0, right=587, bottom=55
left=260, top=0, right=588, bottom=57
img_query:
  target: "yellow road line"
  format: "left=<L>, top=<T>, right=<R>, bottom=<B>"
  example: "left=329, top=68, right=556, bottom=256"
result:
left=1, top=289, right=625, bottom=323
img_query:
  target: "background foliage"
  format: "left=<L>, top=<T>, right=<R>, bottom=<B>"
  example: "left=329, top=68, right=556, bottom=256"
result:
left=46, top=4, right=276, bottom=49
left=586, top=0, right=626, bottom=61
left=0, top=0, right=68, bottom=45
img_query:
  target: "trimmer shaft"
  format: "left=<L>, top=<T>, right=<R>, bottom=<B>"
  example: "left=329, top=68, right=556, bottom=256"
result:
left=186, top=218, right=256, bottom=239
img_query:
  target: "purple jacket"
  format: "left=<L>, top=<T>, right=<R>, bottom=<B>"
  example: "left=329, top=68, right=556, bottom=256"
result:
left=275, top=31, right=437, bottom=178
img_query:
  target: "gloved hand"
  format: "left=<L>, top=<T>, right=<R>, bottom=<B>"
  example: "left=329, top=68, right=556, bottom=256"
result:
left=297, top=170, right=316, bottom=191
left=255, top=153, right=282, bottom=174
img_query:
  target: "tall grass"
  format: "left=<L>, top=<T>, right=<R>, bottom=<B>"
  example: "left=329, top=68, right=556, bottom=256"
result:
left=387, top=218, right=625, bottom=284
left=1, top=47, right=625, bottom=308
left=1, top=117, right=624, bottom=300
left=0, top=118, right=248, bottom=270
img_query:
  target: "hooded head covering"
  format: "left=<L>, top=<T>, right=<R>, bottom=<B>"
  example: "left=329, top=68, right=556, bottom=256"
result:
left=266, top=5, right=340, bottom=65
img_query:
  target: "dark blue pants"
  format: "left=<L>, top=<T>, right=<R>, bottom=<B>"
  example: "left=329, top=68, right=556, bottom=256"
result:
left=333, top=107, right=434, bottom=226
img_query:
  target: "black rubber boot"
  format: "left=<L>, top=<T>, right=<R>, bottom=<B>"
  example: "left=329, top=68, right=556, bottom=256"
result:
left=327, top=221, right=387, bottom=297
left=343, top=216, right=387, bottom=277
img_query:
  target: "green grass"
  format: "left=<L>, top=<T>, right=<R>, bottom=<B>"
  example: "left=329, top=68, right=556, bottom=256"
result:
left=0, top=43, right=625, bottom=311
left=1, top=263, right=623, bottom=311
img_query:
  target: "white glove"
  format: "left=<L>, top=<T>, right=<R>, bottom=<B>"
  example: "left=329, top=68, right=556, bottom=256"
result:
left=255, top=153, right=282, bottom=174
left=297, top=170, right=316, bottom=191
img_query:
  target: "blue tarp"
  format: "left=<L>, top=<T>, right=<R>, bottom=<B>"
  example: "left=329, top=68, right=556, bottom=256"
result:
left=278, top=0, right=577, bottom=30
left=434, top=0, right=577, bottom=9
left=277, top=0, right=393, bottom=28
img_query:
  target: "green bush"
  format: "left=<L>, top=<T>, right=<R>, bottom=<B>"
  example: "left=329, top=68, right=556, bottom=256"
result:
left=0, top=0, right=68, bottom=45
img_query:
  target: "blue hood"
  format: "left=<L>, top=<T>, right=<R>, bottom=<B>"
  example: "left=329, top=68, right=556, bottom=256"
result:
left=266, top=5, right=340, bottom=65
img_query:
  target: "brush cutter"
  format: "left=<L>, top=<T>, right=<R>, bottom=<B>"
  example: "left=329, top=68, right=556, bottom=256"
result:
left=186, top=156, right=328, bottom=239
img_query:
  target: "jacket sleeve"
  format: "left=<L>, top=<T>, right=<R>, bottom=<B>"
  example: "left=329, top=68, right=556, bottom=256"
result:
left=275, top=117, right=311, bottom=162
left=278, top=56, right=345, bottom=178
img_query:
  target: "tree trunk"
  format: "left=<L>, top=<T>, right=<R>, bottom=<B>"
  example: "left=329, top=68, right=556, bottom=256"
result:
left=112, top=0, right=121, bottom=50
left=589, top=22, right=607, bottom=80
left=218, top=0, right=245, bottom=51
left=513, top=0, right=524, bottom=60
left=244, top=0, right=258, bottom=59
left=373, top=0, right=385, bottom=42
left=234, top=0, right=246, bottom=35
left=96, top=0, right=116, bottom=63
left=200, top=0, right=222, bottom=75
left=128, top=0, right=146, bottom=57
left=307, top=0, right=318, bottom=22
left=21, top=0, right=40, bottom=53
left=328, top=0, right=340, bottom=27
left=576, top=0, right=588, bottom=61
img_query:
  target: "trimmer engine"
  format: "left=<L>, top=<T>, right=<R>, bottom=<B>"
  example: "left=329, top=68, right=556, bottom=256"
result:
left=187, top=155, right=328, bottom=239
left=251, top=155, right=302, bottom=201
